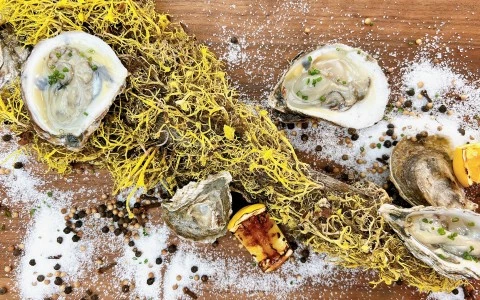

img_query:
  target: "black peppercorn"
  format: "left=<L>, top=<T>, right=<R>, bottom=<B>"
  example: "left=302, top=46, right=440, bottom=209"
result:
left=13, top=162, right=24, bottom=169
left=347, top=128, right=357, bottom=135
left=128, top=241, right=135, bottom=247
left=63, top=227, right=71, bottom=234
left=300, top=249, right=310, bottom=258
left=300, top=257, right=307, bottom=263
left=54, top=277, right=63, bottom=285
left=116, top=201, right=124, bottom=208
left=64, top=286, right=73, bottom=294
left=452, top=288, right=459, bottom=295
left=13, top=248, right=22, bottom=256
left=155, top=257, right=162, bottom=265
left=383, top=140, right=392, bottom=148
left=406, top=88, right=415, bottom=96
left=315, top=145, right=322, bottom=152
left=381, top=154, right=390, bottom=161
left=341, top=154, right=349, bottom=161
left=146, top=278, right=155, bottom=285
left=114, top=228, right=122, bottom=236
left=287, top=123, right=295, bottom=130
left=72, top=235, right=80, bottom=242
left=167, top=244, right=177, bottom=253
left=387, top=123, right=395, bottom=129
left=191, top=266, right=198, bottom=273
left=98, top=204, right=107, bottom=213
left=77, top=210, right=86, bottom=218
left=57, top=237, right=63, bottom=244
left=386, top=129, right=394, bottom=136
left=73, top=213, right=79, bottom=220
left=37, top=275, right=45, bottom=282
left=112, top=215, right=120, bottom=222
left=106, top=211, right=113, bottom=218
left=0, top=287, right=7, bottom=295
left=201, top=275, right=208, bottom=282
left=421, top=105, right=429, bottom=112
left=29, top=259, right=36, bottom=266
left=75, top=220, right=83, bottom=228
left=301, top=122, right=308, bottom=129
left=135, top=251, right=142, bottom=258
left=392, top=140, right=398, bottom=146
left=458, top=128, right=466, bottom=136
left=101, top=226, right=109, bottom=233
left=211, top=240, right=219, bottom=248
left=351, top=133, right=359, bottom=141
left=133, top=202, right=141, bottom=209
left=300, top=134, right=308, bottom=142
left=404, top=100, right=412, bottom=108
left=122, top=285, right=130, bottom=293
left=53, top=263, right=61, bottom=271
left=230, top=36, right=239, bottom=44
left=438, top=105, right=447, bottom=113
left=1, top=134, right=12, bottom=142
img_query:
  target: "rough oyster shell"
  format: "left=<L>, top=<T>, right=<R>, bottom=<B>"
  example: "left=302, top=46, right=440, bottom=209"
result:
left=379, top=204, right=480, bottom=280
left=21, top=31, right=128, bottom=151
left=161, top=171, right=233, bottom=243
left=0, top=26, right=30, bottom=89
left=268, top=44, right=389, bottom=129
left=390, top=136, right=476, bottom=210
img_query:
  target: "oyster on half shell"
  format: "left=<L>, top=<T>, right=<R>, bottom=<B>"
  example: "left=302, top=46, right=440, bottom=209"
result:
left=390, top=136, right=477, bottom=210
left=0, top=26, right=30, bottom=89
left=379, top=204, right=480, bottom=280
left=269, top=44, right=389, bottom=129
left=21, top=31, right=128, bottom=151
left=161, top=171, right=233, bottom=243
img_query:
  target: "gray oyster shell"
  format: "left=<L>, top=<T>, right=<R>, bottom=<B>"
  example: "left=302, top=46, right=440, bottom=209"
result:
left=379, top=204, right=480, bottom=280
left=162, top=171, right=233, bottom=243
left=390, top=136, right=477, bottom=210
left=0, top=26, right=30, bottom=89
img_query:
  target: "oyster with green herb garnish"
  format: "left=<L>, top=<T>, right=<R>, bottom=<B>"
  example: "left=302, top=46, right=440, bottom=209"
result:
left=379, top=204, right=480, bottom=279
left=269, top=44, right=389, bottom=129
left=21, top=31, right=128, bottom=151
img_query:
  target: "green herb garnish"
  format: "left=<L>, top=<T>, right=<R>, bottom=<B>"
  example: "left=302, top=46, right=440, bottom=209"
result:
left=55, top=52, right=61, bottom=58
left=307, top=56, right=312, bottom=62
left=91, top=65, right=98, bottom=71
left=447, top=232, right=458, bottom=240
left=29, top=209, right=36, bottom=217
left=308, top=68, right=320, bottom=76
left=376, top=143, right=381, bottom=149
left=319, top=95, right=326, bottom=102
left=422, top=218, right=429, bottom=223
left=437, top=227, right=446, bottom=235
left=312, top=77, right=322, bottom=87
left=437, top=253, right=447, bottom=260
left=83, top=112, right=89, bottom=116
left=62, top=67, right=69, bottom=72
left=47, top=191, right=53, bottom=197
left=468, top=222, right=475, bottom=227
left=47, top=69, right=65, bottom=85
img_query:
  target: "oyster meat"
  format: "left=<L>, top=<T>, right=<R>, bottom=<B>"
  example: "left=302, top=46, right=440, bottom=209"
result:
left=0, top=26, right=30, bottom=89
left=161, top=171, right=233, bottom=243
left=379, top=204, right=480, bottom=279
left=390, top=136, right=476, bottom=210
left=21, top=31, right=128, bottom=151
left=269, top=44, right=389, bottom=129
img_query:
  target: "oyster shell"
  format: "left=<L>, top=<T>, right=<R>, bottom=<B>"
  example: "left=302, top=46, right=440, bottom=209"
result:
left=269, top=44, right=389, bottom=129
left=161, top=171, right=233, bottom=243
left=21, top=31, right=128, bottom=151
left=0, top=26, right=30, bottom=89
left=390, top=136, right=476, bottom=210
left=379, top=204, right=480, bottom=280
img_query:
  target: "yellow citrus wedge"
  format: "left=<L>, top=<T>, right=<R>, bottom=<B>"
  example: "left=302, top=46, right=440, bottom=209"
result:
left=227, top=203, right=265, bottom=231
left=453, top=143, right=480, bottom=187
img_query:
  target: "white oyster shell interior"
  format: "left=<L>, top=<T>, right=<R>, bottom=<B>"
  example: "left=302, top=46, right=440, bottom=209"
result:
left=21, top=31, right=128, bottom=150
left=280, top=44, right=389, bottom=129
left=379, top=204, right=480, bottom=279
left=161, top=171, right=233, bottom=243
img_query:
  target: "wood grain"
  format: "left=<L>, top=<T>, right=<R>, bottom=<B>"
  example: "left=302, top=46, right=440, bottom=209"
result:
left=1, top=0, right=480, bottom=299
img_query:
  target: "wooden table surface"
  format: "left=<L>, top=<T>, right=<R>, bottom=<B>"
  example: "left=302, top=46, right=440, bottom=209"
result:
left=2, top=0, right=480, bottom=299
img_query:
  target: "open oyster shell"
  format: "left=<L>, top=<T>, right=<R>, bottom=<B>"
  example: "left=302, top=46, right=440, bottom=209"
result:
left=390, top=136, right=476, bottom=210
left=269, top=44, right=389, bottom=129
left=161, top=171, right=233, bottom=243
left=21, top=31, right=128, bottom=151
left=379, top=204, right=480, bottom=280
